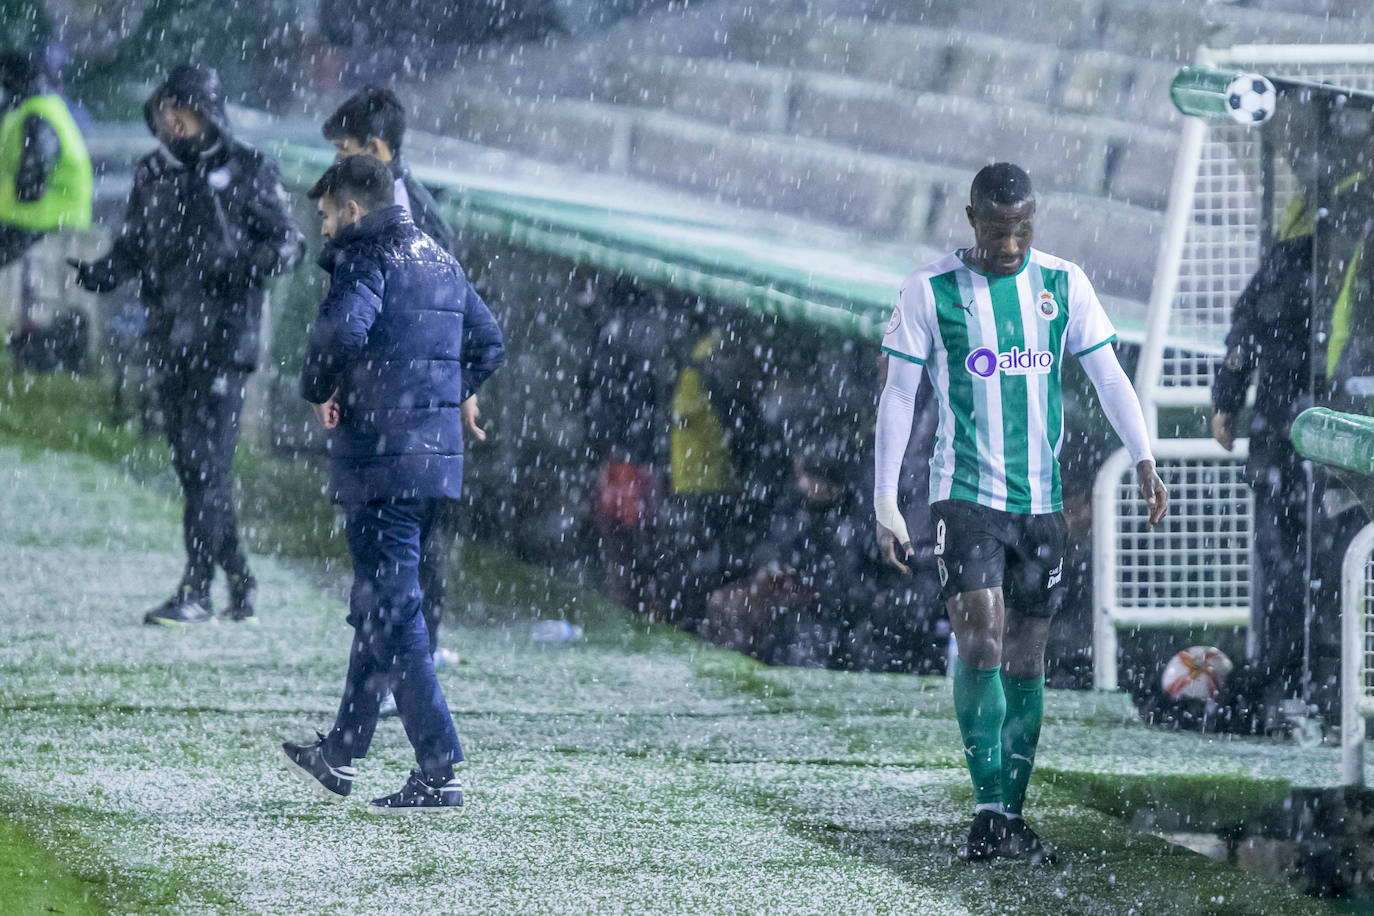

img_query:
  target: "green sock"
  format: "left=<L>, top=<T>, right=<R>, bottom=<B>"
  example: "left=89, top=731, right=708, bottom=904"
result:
left=952, top=659, right=1005, bottom=806
left=1000, top=673, right=1045, bottom=816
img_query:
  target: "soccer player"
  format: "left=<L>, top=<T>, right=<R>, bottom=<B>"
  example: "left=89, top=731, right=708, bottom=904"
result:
left=873, top=163, right=1167, bottom=863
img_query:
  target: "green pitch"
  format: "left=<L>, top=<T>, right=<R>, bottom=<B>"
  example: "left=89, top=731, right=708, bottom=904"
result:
left=0, top=361, right=1348, bottom=915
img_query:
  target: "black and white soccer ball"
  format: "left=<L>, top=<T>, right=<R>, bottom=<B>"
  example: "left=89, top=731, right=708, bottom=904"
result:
left=1226, top=74, right=1277, bottom=125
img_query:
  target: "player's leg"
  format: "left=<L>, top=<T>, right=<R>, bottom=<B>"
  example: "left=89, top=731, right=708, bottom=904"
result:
left=948, top=586, right=1008, bottom=808
left=995, top=510, right=1067, bottom=863
left=1000, top=611, right=1050, bottom=815
left=932, top=500, right=1010, bottom=859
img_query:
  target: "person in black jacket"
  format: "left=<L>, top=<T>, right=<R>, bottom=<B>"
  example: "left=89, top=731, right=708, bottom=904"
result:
left=322, top=86, right=478, bottom=679
left=1211, top=169, right=1374, bottom=720
left=71, top=63, right=302, bottom=626
left=281, top=156, right=504, bottom=813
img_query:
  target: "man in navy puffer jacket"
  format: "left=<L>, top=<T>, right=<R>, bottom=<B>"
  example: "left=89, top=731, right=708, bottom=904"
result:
left=282, top=156, right=504, bottom=814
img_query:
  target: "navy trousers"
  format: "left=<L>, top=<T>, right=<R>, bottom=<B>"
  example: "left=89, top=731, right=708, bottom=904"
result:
left=324, top=498, right=463, bottom=778
left=418, top=497, right=461, bottom=655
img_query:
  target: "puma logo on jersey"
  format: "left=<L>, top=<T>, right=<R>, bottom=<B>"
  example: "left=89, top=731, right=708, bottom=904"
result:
left=955, top=300, right=976, bottom=316
left=1046, top=559, right=1064, bottom=589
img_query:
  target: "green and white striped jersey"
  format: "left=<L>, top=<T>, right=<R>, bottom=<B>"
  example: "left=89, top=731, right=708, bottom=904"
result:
left=881, top=248, right=1116, bottom=514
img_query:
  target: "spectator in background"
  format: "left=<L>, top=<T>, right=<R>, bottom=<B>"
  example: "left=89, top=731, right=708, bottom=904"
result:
left=705, top=433, right=942, bottom=670
left=71, top=63, right=302, bottom=626
left=583, top=275, right=666, bottom=611
left=658, top=326, right=742, bottom=628
left=324, top=86, right=485, bottom=677
left=0, top=47, right=90, bottom=269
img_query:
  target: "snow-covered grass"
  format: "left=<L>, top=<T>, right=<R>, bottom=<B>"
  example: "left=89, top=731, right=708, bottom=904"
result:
left=0, top=362, right=1350, bottom=914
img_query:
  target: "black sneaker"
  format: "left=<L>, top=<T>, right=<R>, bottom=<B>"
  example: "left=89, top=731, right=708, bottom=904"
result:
left=998, top=817, right=1058, bottom=865
left=144, top=592, right=213, bottom=627
left=225, top=574, right=257, bottom=623
left=280, top=733, right=356, bottom=801
left=957, top=809, right=1009, bottom=862
left=366, top=771, right=463, bottom=815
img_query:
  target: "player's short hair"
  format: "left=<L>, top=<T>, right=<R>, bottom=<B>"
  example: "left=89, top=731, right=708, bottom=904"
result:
left=323, top=86, right=406, bottom=154
left=970, top=162, right=1034, bottom=208
left=307, top=155, right=396, bottom=212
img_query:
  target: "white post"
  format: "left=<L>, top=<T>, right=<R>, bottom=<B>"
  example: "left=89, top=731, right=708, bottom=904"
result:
left=1133, top=115, right=1207, bottom=440
left=1341, top=523, right=1374, bottom=786
left=1092, top=448, right=1133, bottom=690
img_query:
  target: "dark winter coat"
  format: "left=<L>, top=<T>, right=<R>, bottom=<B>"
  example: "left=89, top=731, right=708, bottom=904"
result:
left=300, top=206, right=506, bottom=504
left=391, top=155, right=454, bottom=253
left=87, top=64, right=302, bottom=371
left=1212, top=236, right=1314, bottom=473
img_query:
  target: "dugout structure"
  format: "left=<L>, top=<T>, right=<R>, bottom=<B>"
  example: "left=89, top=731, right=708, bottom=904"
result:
left=1096, top=44, right=1374, bottom=693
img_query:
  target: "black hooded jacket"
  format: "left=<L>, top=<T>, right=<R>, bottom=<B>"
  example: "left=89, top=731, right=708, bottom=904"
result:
left=86, top=63, right=303, bottom=371
left=390, top=154, right=454, bottom=252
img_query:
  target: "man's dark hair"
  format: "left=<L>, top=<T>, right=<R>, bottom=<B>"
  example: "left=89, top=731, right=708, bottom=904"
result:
left=307, top=155, right=396, bottom=212
left=322, top=86, right=406, bottom=154
left=970, top=162, right=1034, bottom=207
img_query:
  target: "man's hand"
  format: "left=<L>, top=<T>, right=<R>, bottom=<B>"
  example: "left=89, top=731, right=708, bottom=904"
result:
left=461, top=395, right=486, bottom=442
left=67, top=258, right=120, bottom=293
left=1211, top=411, right=1235, bottom=451
left=876, top=521, right=913, bottom=575
left=312, top=390, right=340, bottom=430
left=1137, top=459, right=1168, bottom=529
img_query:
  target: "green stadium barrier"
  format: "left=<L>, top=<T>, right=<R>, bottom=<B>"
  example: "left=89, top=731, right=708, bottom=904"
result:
left=1291, top=407, right=1374, bottom=477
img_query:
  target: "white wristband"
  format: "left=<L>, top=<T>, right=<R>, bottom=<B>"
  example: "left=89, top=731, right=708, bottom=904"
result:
left=874, top=492, right=911, bottom=547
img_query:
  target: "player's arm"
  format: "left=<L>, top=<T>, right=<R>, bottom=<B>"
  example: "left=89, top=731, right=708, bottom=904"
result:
left=1066, top=265, right=1166, bottom=527
left=1079, top=345, right=1168, bottom=528
left=874, top=282, right=933, bottom=573
left=875, top=354, right=924, bottom=572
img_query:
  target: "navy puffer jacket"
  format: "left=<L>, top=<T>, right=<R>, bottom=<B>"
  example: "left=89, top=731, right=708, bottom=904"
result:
left=301, top=206, right=505, bottom=503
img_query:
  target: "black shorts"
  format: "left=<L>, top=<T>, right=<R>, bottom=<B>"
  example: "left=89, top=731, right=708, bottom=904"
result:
left=931, top=499, right=1067, bottom=618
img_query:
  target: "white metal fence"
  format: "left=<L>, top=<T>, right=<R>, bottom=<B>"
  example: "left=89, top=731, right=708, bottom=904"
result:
left=1093, top=440, right=1251, bottom=690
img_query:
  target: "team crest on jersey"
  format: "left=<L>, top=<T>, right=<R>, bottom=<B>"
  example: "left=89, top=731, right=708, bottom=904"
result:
left=885, top=307, right=902, bottom=336
left=1037, top=291, right=1059, bottom=321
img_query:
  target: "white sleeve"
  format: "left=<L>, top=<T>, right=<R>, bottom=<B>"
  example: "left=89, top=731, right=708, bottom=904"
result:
left=881, top=281, right=934, bottom=367
left=1080, top=345, right=1154, bottom=465
left=874, top=355, right=925, bottom=546
left=1064, top=265, right=1117, bottom=357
